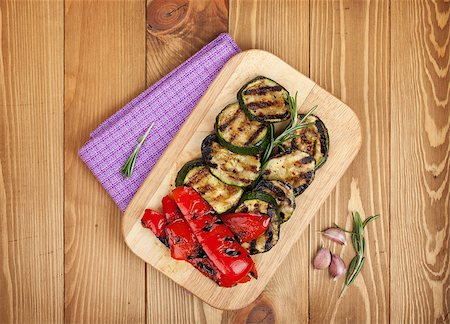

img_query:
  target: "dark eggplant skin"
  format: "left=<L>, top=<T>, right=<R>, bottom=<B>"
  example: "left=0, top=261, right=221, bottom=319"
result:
left=237, top=76, right=291, bottom=123
left=281, top=114, right=329, bottom=170
left=262, top=151, right=316, bottom=196
left=255, top=180, right=295, bottom=223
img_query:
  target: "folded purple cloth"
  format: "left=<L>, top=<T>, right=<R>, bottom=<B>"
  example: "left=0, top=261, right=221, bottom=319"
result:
left=79, top=33, right=240, bottom=211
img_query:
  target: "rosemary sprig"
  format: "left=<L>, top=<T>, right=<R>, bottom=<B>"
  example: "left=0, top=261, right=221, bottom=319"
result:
left=335, top=211, right=380, bottom=297
left=260, top=92, right=317, bottom=165
left=120, top=121, right=155, bottom=178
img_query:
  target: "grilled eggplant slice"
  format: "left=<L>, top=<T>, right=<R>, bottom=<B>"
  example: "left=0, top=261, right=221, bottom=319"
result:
left=238, top=76, right=290, bottom=123
left=176, top=160, right=243, bottom=214
left=215, top=103, right=270, bottom=155
left=262, top=150, right=316, bottom=196
left=236, top=191, right=281, bottom=254
left=202, top=134, right=261, bottom=187
left=281, top=114, right=329, bottom=169
left=255, top=180, right=295, bottom=223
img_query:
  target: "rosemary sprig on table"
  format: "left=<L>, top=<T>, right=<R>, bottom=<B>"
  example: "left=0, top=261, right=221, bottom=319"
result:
left=121, top=121, right=155, bottom=178
left=261, top=92, right=317, bottom=165
left=335, top=211, right=380, bottom=297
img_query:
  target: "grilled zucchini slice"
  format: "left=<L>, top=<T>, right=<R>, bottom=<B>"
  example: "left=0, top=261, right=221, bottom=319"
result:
left=215, top=103, right=270, bottom=155
left=202, top=134, right=261, bottom=187
left=175, top=158, right=204, bottom=187
left=262, top=150, right=316, bottom=196
left=236, top=191, right=281, bottom=254
left=176, top=161, right=243, bottom=214
left=238, top=76, right=290, bottom=123
left=281, top=114, right=329, bottom=169
left=255, top=180, right=296, bottom=223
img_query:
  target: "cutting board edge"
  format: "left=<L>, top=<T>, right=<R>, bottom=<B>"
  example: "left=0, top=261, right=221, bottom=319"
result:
left=120, top=50, right=363, bottom=310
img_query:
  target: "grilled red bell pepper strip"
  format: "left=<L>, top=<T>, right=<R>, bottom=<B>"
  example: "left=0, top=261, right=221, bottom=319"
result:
left=165, top=218, right=201, bottom=260
left=172, top=186, right=257, bottom=284
left=165, top=221, right=237, bottom=287
left=141, top=209, right=168, bottom=246
left=162, top=196, right=236, bottom=287
left=162, top=195, right=183, bottom=223
left=220, top=213, right=270, bottom=243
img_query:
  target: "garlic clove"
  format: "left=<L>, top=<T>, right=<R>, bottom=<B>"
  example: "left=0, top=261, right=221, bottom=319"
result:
left=313, top=247, right=332, bottom=270
left=329, top=253, right=347, bottom=280
left=322, top=227, right=347, bottom=245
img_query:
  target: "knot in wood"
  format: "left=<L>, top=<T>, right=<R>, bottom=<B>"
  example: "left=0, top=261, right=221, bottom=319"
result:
left=147, top=0, right=189, bottom=33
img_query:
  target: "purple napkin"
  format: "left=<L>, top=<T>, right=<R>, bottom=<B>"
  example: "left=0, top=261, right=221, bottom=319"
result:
left=79, top=33, right=240, bottom=211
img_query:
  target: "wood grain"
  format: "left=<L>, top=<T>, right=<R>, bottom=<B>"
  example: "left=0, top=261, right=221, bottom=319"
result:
left=64, top=0, right=146, bottom=322
left=123, top=49, right=361, bottom=310
left=227, top=0, right=311, bottom=321
left=309, top=1, right=390, bottom=323
left=145, top=1, right=228, bottom=322
left=146, top=0, right=228, bottom=85
left=0, top=1, right=64, bottom=322
left=0, top=0, right=448, bottom=321
left=391, top=0, right=450, bottom=322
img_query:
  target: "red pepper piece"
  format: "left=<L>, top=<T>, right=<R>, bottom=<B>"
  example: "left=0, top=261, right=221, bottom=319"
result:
left=166, top=220, right=238, bottom=287
left=165, top=218, right=200, bottom=260
left=172, top=186, right=256, bottom=284
left=220, top=213, right=270, bottom=243
left=237, top=274, right=251, bottom=284
left=141, top=209, right=166, bottom=239
left=162, top=195, right=183, bottom=223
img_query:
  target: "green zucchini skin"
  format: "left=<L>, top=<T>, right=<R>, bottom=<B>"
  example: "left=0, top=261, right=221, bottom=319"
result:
left=237, top=76, right=291, bottom=123
left=214, top=103, right=269, bottom=155
left=262, top=150, right=316, bottom=196
left=255, top=180, right=296, bottom=223
left=175, top=158, right=204, bottom=187
left=281, top=114, right=329, bottom=169
left=202, top=134, right=261, bottom=187
left=235, top=191, right=281, bottom=254
left=175, top=160, right=243, bottom=214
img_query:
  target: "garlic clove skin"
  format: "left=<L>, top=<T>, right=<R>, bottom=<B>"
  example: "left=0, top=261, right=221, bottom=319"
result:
left=313, top=247, right=332, bottom=270
left=322, top=227, right=347, bottom=245
left=329, top=254, right=347, bottom=280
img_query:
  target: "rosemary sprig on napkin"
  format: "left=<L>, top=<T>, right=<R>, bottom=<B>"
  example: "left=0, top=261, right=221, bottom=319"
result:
left=261, top=92, right=317, bottom=165
left=121, top=122, right=155, bottom=178
left=335, top=211, right=380, bottom=297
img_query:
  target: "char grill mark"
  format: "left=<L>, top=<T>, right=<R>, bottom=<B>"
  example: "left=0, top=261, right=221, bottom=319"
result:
left=244, top=125, right=267, bottom=146
left=218, top=111, right=240, bottom=131
left=243, top=85, right=283, bottom=95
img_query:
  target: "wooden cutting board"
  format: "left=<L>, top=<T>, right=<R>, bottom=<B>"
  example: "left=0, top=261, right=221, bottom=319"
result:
left=122, top=50, right=361, bottom=310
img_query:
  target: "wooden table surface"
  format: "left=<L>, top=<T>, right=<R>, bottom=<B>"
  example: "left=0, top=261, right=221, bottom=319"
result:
left=1, top=0, right=448, bottom=323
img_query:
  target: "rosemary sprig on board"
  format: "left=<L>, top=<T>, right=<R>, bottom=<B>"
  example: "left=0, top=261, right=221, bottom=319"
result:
left=121, top=121, right=155, bottom=178
left=261, top=93, right=317, bottom=165
left=335, top=212, right=380, bottom=297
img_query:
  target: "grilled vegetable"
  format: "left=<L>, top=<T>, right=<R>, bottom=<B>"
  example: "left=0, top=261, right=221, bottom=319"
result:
left=255, top=180, right=296, bottom=222
left=220, top=213, right=271, bottom=243
left=202, top=134, right=261, bottom=187
left=162, top=196, right=240, bottom=287
left=165, top=218, right=201, bottom=260
left=281, top=114, right=329, bottom=169
left=262, top=150, right=316, bottom=196
left=172, top=186, right=257, bottom=285
left=235, top=191, right=281, bottom=254
left=141, top=209, right=167, bottom=245
left=176, top=160, right=243, bottom=214
left=238, top=76, right=290, bottom=123
left=162, top=195, right=183, bottom=223
left=215, top=103, right=269, bottom=155
left=175, top=158, right=204, bottom=187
